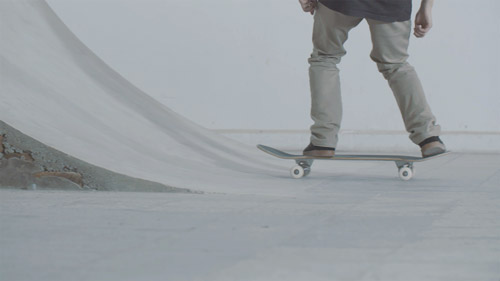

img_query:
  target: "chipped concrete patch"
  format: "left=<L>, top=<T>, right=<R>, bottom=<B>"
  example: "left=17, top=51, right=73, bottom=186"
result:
left=34, top=171, right=83, bottom=187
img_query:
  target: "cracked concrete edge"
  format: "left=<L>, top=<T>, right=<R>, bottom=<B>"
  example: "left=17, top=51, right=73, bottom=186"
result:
left=0, top=120, right=195, bottom=193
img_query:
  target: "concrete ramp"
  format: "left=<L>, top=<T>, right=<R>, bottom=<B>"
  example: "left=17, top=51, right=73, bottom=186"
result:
left=0, top=0, right=299, bottom=194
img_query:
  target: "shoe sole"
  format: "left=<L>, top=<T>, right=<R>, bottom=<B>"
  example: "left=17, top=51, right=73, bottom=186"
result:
left=422, top=147, right=446, bottom=158
left=303, top=151, right=335, bottom=157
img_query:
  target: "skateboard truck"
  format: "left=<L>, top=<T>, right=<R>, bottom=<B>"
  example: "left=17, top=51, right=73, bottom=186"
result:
left=291, top=159, right=314, bottom=179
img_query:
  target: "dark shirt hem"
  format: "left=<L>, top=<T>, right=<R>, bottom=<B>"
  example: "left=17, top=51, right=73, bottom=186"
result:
left=331, top=6, right=410, bottom=22
left=319, top=0, right=411, bottom=23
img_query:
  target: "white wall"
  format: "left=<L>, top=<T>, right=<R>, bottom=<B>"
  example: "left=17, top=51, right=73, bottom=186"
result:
left=46, top=0, right=500, bottom=151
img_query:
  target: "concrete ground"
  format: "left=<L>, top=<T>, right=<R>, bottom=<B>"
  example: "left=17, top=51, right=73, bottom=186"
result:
left=1, top=153, right=499, bottom=281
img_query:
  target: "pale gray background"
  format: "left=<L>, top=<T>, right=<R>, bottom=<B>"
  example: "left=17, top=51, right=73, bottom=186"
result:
left=46, top=0, right=500, bottom=150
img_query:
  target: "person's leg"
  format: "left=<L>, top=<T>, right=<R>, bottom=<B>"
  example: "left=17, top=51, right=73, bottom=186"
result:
left=307, top=3, right=363, bottom=153
left=367, top=19, right=444, bottom=156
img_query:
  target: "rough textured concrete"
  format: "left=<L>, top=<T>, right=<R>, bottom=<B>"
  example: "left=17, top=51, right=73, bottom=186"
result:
left=0, top=121, right=190, bottom=193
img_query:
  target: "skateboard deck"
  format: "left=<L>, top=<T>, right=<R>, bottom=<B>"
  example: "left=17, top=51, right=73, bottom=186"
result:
left=257, top=144, right=450, bottom=180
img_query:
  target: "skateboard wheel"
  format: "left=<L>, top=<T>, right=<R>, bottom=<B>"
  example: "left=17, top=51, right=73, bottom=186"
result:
left=399, top=166, right=413, bottom=181
left=290, top=165, right=305, bottom=179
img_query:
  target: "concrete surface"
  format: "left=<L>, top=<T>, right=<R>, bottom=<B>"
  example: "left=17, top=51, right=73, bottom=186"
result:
left=1, top=153, right=499, bottom=281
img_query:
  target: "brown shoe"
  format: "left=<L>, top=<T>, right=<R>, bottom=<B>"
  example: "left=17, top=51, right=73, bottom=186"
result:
left=303, top=143, right=335, bottom=157
left=419, top=137, right=446, bottom=158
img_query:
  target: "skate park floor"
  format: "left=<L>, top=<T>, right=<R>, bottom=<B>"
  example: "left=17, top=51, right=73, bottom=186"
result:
left=1, top=152, right=499, bottom=281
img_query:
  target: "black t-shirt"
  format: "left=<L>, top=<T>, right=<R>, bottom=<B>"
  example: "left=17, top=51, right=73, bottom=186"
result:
left=319, top=0, right=412, bottom=22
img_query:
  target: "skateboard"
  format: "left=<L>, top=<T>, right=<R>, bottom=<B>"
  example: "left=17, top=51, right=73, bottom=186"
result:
left=257, top=144, right=450, bottom=180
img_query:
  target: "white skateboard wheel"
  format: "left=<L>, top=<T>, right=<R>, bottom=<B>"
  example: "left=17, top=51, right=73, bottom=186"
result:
left=399, top=166, right=413, bottom=181
left=290, top=165, right=305, bottom=179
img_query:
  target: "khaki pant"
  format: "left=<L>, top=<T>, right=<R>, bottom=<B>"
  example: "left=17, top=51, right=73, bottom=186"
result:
left=309, top=3, right=441, bottom=147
